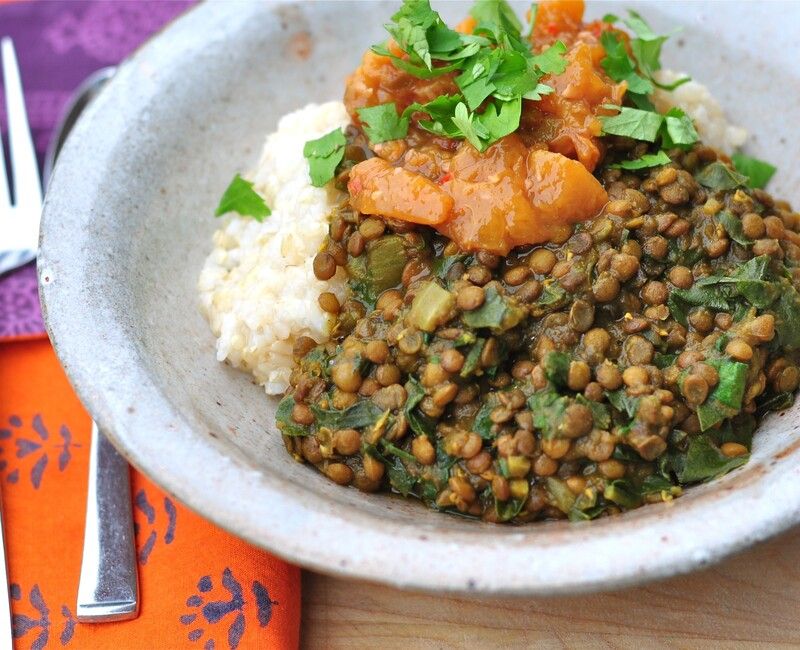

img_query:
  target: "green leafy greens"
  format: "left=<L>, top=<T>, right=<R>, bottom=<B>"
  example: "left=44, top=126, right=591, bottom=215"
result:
left=666, top=255, right=800, bottom=349
left=694, top=161, right=749, bottom=191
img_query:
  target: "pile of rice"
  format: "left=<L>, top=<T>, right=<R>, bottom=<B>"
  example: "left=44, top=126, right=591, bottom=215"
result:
left=655, top=69, right=747, bottom=154
left=198, top=102, right=350, bottom=394
left=199, top=75, right=745, bottom=397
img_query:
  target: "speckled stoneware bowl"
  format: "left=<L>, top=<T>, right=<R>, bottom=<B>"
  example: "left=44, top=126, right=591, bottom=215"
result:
left=40, top=1, right=800, bottom=594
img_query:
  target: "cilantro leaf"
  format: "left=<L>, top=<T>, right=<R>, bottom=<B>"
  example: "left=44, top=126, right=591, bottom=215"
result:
left=600, top=31, right=653, bottom=97
left=732, top=153, right=777, bottom=189
left=662, top=107, right=698, bottom=147
left=385, top=0, right=440, bottom=69
left=357, top=103, right=409, bottom=144
left=600, top=106, right=664, bottom=142
left=531, top=40, right=568, bottom=75
left=476, top=96, right=522, bottom=145
left=623, top=10, right=669, bottom=77
left=470, top=0, right=523, bottom=36
left=404, top=94, right=463, bottom=137
left=610, top=150, right=670, bottom=170
left=452, top=101, right=490, bottom=150
left=303, top=128, right=346, bottom=187
left=214, top=174, right=271, bottom=221
left=378, top=0, right=474, bottom=76
left=371, top=43, right=463, bottom=78
left=623, top=10, right=659, bottom=41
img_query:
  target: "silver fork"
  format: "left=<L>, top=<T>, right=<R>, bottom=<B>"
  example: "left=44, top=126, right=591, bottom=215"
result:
left=0, top=37, right=41, bottom=275
left=0, top=39, right=138, bottom=622
left=0, top=36, right=40, bottom=646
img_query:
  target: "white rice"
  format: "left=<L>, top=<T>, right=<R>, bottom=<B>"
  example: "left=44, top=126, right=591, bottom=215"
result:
left=198, top=101, right=351, bottom=394
left=654, top=69, right=747, bottom=154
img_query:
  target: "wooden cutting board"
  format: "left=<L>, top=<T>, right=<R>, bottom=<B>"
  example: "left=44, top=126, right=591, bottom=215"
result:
left=302, top=525, right=800, bottom=648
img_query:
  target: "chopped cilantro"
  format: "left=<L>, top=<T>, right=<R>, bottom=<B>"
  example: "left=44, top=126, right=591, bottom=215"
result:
left=531, top=40, right=569, bottom=75
left=403, top=94, right=461, bottom=137
left=610, top=150, right=670, bottom=170
left=732, top=153, right=777, bottom=189
left=470, top=0, right=523, bottom=35
left=368, top=0, right=566, bottom=151
left=303, top=128, right=346, bottom=187
left=357, top=103, right=409, bottom=144
left=452, top=101, right=490, bottom=150
left=214, top=174, right=271, bottom=221
left=662, top=107, right=698, bottom=147
left=376, top=0, right=475, bottom=75
left=600, top=31, right=653, bottom=99
left=600, top=106, right=664, bottom=142
left=599, top=12, right=697, bottom=151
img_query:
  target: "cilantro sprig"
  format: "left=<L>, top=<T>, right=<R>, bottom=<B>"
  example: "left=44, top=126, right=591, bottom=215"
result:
left=215, top=174, right=271, bottom=221
left=303, top=128, right=347, bottom=187
left=357, top=103, right=409, bottom=144
left=599, top=9, right=699, bottom=167
left=370, top=0, right=484, bottom=78
left=352, top=0, right=567, bottom=152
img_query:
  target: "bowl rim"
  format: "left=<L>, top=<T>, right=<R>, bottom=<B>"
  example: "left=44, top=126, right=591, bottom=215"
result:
left=38, top=0, right=800, bottom=595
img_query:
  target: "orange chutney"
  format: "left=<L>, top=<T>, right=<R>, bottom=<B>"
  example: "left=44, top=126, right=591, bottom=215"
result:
left=344, top=0, right=626, bottom=255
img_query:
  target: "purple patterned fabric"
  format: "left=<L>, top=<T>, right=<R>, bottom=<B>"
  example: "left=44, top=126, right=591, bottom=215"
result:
left=0, top=0, right=194, bottom=340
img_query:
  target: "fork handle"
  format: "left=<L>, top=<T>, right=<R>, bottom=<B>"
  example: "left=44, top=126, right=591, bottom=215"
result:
left=76, top=423, right=139, bottom=622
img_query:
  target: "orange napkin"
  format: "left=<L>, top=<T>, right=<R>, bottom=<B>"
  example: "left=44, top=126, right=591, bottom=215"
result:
left=0, top=337, right=300, bottom=649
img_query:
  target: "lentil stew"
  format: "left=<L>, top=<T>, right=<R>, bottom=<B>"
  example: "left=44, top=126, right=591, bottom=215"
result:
left=273, top=0, right=800, bottom=524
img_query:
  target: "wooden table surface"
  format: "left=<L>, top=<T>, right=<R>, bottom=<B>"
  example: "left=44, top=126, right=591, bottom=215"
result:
left=301, top=525, right=800, bottom=648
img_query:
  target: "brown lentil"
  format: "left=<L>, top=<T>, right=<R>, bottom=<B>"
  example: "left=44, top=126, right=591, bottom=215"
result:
left=457, top=285, right=486, bottom=311
left=412, top=436, right=436, bottom=465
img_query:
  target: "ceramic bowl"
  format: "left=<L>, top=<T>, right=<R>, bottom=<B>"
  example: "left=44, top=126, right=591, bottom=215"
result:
left=39, top=0, right=800, bottom=594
